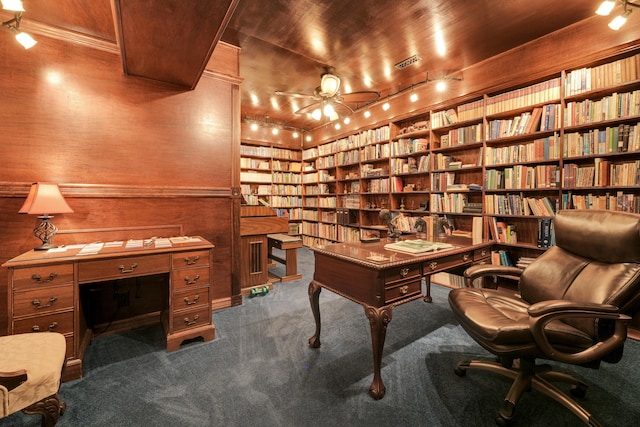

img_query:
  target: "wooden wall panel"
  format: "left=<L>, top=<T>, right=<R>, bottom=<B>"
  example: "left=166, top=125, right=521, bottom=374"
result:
left=0, top=33, right=241, bottom=334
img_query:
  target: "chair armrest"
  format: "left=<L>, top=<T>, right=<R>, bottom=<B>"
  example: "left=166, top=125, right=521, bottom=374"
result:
left=528, top=300, right=631, bottom=365
left=0, top=370, right=27, bottom=391
left=463, top=264, right=523, bottom=288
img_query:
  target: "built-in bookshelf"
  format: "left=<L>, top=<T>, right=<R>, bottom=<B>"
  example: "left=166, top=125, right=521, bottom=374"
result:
left=295, top=50, right=640, bottom=260
left=240, top=143, right=303, bottom=234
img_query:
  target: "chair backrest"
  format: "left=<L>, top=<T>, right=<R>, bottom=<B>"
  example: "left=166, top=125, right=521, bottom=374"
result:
left=519, top=210, right=640, bottom=339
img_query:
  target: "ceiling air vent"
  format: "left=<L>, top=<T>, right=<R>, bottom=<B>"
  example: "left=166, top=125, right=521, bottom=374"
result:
left=394, top=55, right=422, bottom=70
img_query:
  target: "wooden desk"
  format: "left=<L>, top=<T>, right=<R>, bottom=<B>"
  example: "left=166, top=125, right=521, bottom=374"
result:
left=308, top=237, right=491, bottom=399
left=267, top=233, right=302, bottom=282
left=2, top=237, right=216, bottom=381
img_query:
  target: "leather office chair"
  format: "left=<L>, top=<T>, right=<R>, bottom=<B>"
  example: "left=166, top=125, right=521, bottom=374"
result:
left=0, top=332, right=67, bottom=426
left=448, top=209, right=640, bottom=426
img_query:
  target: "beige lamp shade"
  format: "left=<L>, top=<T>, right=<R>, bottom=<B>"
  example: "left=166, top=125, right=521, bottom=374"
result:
left=19, top=183, right=74, bottom=215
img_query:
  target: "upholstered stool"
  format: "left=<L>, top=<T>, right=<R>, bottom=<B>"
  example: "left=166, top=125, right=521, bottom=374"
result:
left=0, top=332, right=67, bottom=426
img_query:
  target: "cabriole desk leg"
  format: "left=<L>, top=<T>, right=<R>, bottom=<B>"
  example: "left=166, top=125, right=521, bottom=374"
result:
left=364, top=304, right=393, bottom=400
left=308, top=280, right=322, bottom=348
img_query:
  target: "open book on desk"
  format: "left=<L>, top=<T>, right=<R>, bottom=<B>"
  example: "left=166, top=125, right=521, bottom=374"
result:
left=384, top=240, right=454, bottom=255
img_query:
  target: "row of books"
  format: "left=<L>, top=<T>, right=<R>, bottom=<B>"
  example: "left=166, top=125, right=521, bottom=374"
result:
left=484, top=194, right=556, bottom=216
left=486, top=77, right=561, bottom=115
left=440, top=123, right=483, bottom=146
left=491, top=250, right=514, bottom=267
left=486, top=104, right=560, bottom=140
left=488, top=218, right=517, bottom=244
left=272, top=172, right=301, bottom=184
left=561, top=191, right=640, bottom=213
left=563, top=90, right=640, bottom=126
left=272, top=184, right=302, bottom=195
left=484, top=135, right=559, bottom=165
left=485, top=165, right=560, bottom=190
left=391, top=138, right=429, bottom=156
left=564, top=54, right=640, bottom=96
left=563, top=124, right=640, bottom=156
left=430, top=193, right=468, bottom=213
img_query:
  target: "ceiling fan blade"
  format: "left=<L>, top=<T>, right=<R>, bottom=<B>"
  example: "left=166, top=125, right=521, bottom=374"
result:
left=340, top=90, right=380, bottom=104
left=333, top=100, right=354, bottom=114
left=275, top=90, right=317, bottom=99
left=295, top=102, right=322, bottom=115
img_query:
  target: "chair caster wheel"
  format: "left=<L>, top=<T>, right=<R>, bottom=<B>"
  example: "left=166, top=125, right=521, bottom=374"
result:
left=495, top=414, right=511, bottom=427
left=454, top=366, right=466, bottom=377
left=570, top=383, right=587, bottom=398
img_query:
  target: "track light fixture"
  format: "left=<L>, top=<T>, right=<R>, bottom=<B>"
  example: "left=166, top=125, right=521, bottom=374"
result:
left=596, top=0, right=640, bottom=30
left=426, top=72, right=462, bottom=92
left=2, top=1, right=36, bottom=49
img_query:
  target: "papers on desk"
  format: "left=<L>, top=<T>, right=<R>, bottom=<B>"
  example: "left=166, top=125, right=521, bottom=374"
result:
left=384, top=240, right=454, bottom=255
left=154, top=238, right=172, bottom=248
left=77, top=242, right=104, bottom=256
left=170, top=236, right=202, bottom=244
left=126, top=240, right=143, bottom=249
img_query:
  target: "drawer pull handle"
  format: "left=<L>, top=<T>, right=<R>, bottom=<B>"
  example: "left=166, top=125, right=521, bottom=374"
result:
left=399, top=285, right=409, bottom=295
left=399, top=268, right=410, bottom=278
left=462, top=254, right=470, bottom=262
left=429, top=261, right=438, bottom=271
left=184, top=295, right=200, bottom=306
left=184, top=256, right=200, bottom=265
left=31, top=273, right=58, bottom=283
left=184, top=275, right=200, bottom=285
left=32, top=321, right=58, bottom=332
left=32, top=297, right=58, bottom=309
left=184, top=315, right=200, bottom=326
left=481, top=249, right=487, bottom=257
left=119, top=263, right=138, bottom=273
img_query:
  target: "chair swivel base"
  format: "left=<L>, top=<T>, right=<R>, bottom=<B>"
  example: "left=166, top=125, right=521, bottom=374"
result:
left=454, top=358, right=601, bottom=427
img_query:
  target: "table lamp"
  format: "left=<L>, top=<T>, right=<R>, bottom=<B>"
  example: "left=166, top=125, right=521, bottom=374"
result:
left=19, top=182, right=74, bottom=250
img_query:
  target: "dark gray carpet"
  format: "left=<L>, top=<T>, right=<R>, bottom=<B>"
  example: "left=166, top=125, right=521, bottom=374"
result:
left=3, top=247, right=640, bottom=426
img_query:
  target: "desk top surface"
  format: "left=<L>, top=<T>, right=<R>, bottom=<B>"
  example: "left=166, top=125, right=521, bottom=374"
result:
left=311, top=237, right=491, bottom=269
left=3, top=236, right=214, bottom=268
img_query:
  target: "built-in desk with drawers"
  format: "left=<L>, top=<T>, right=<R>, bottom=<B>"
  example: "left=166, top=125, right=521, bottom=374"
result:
left=2, top=236, right=215, bottom=381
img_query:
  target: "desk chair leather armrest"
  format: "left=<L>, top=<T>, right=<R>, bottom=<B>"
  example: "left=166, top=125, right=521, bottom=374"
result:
left=463, top=264, right=523, bottom=288
left=528, top=300, right=631, bottom=365
left=0, top=370, right=27, bottom=392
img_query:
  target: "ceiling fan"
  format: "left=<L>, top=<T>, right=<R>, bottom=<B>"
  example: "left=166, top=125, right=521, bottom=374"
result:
left=275, top=70, right=380, bottom=121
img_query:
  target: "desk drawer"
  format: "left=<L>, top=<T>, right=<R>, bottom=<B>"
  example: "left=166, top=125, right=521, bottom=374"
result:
left=12, top=264, right=74, bottom=290
left=13, top=285, right=74, bottom=317
left=171, top=306, right=211, bottom=332
left=474, top=248, right=491, bottom=261
left=173, top=287, right=210, bottom=311
left=384, top=263, right=421, bottom=286
left=423, top=251, right=474, bottom=274
left=78, top=254, right=170, bottom=283
left=385, top=279, right=421, bottom=304
left=172, top=250, right=210, bottom=269
left=13, top=311, right=74, bottom=334
left=172, top=267, right=210, bottom=291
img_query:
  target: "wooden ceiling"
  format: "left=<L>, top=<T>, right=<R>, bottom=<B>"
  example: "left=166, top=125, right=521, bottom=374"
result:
left=3, top=1, right=607, bottom=131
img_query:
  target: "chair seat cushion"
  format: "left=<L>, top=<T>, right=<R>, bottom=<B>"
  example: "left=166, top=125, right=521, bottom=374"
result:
left=449, top=288, right=595, bottom=358
left=0, top=332, right=66, bottom=417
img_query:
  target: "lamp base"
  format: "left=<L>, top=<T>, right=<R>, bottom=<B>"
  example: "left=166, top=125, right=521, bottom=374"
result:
left=33, top=216, right=59, bottom=251
left=34, top=242, right=58, bottom=251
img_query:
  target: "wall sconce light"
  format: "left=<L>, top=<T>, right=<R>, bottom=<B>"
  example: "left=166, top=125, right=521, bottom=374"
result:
left=596, top=0, right=640, bottom=30
left=2, top=2, right=37, bottom=49
left=19, top=183, right=74, bottom=250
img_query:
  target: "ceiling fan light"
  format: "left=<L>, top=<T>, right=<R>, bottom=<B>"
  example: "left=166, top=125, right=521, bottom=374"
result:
left=609, top=13, right=628, bottom=30
left=1, top=0, right=24, bottom=11
left=323, top=103, right=335, bottom=117
left=596, top=1, right=616, bottom=16
left=311, top=108, right=322, bottom=121
left=320, top=73, right=341, bottom=96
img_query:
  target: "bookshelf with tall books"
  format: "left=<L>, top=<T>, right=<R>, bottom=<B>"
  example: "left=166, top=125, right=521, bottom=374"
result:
left=290, top=50, right=640, bottom=263
left=240, top=143, right=303, bottom=235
